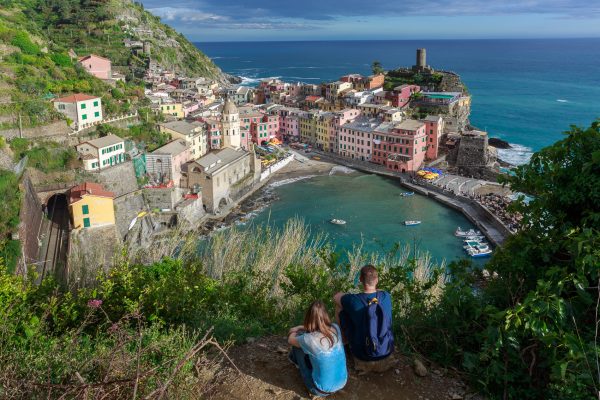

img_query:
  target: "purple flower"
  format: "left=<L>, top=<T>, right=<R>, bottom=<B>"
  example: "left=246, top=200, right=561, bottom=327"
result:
left=87, top=299, right=103, bottom=309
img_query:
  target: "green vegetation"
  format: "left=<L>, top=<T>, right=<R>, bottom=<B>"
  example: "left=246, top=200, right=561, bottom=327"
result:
left=1, top=115, right=598, bottom=399
left=0, top=170, right=21, bottom=273
left=95, top=108, right=169, bottom=151
left=383, top=69, right=444, bottom=91
left=372, top=60, right=384, bottom=75
left=9, top=138, right=78, bottom=171
left=0, top=0, right=222, bottom=129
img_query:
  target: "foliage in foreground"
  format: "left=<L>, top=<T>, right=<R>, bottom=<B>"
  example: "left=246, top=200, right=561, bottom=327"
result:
left=1, top=122, right=598, bottom=399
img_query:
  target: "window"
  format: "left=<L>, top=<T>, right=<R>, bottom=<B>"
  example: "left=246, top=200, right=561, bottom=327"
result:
left=58, top=104, right=65, bottom=110
left=82, top=114, right=87, bottom=120
left=81, top=103, right=86, bottom=109
left=83, top=217, right=91, bottom=228
left=93, top=101, right=99, bottom=107
left=94, top=111, right=100, bottom=117
left=82, top=205, right=89, bottom=215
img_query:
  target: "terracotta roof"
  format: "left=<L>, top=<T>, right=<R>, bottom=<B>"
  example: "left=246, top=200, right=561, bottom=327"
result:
left=78, top=54, right=111, bottom=62
left=305, top=96, right=321, bottom=102
left=53, top=93, right=99, bottom=103
left=68, top=182, right=115, bottom=204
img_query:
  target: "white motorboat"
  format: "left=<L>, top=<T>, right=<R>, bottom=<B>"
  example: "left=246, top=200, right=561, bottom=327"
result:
left=404, top=220, right=421, bottom=226
left=466, top=247, right=493, bottom=258
left=464, top=242, right=490, bottom=252
left=330, top=219, right=346, bottom=225
left=399, top=192, right=415, bottom=197
left=455, top=227, right=482, bottom=237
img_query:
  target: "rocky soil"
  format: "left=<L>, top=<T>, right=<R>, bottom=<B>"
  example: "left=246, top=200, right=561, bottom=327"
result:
left=208, top=336, right=485, bottom=400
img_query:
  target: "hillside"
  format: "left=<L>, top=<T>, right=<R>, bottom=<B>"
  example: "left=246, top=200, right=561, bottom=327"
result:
left=0, top=0, right=228, bottom=129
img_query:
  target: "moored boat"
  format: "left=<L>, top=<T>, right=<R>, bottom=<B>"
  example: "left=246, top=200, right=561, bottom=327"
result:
left=455, top=227, right=482, bottom=237
left=399, top=192, right=415, bottom=197
left=466, top=247, right=493, bottom=258
left=404, top=220, right=421, bottom=226
left=330, top=219, right=346, bottom=225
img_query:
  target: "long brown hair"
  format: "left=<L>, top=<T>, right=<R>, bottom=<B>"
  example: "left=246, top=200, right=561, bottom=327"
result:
left=303, top=301, right=336, bottom=348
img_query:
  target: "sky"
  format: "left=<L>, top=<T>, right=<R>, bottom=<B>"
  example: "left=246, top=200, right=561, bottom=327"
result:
left=139, top=0, right=600, bottom=42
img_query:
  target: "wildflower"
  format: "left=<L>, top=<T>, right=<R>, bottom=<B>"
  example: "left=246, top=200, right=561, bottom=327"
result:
left=87, top=299, right=103, bottom=309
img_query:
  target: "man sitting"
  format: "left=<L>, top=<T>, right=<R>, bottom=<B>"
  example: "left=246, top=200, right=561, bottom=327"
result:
left=334, top=265, right=394, bottom=372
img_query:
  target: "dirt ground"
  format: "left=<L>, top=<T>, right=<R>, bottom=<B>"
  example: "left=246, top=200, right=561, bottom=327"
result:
left=208, top=336, right=484, bottom=400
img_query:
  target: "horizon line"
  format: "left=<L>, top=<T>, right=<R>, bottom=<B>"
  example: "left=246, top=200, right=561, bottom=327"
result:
left=194, top=36, right=600, bottom=44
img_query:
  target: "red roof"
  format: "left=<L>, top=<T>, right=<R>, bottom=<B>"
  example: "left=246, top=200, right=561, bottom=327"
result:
left=305, top=95, right=321, bottom=102
left=68, top=182, right=115, bottom=204
left=53, top=93, right=99, bottom=103
left=78, top=54, right=111, bottom=62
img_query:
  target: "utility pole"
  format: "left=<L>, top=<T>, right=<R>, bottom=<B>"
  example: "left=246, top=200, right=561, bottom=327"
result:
left=18, top=113, right=23, bottom=138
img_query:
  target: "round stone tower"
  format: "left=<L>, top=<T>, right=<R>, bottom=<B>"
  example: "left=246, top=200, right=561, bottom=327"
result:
left=416, top=48, right=427, bottom=69
left=221, top=97, right=240, bottom=149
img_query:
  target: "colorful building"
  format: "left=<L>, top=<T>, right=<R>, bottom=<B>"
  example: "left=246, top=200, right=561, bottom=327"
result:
left=78, top=54, right=112, bottom=80
left=68, top=182, right=115, bottom=230
left=372, top=119, right=427, bottom=172
left=299, top=111, right=318, bottom=145
left=75, top=134, right=125, bottom=171
left=159, top=120, right=208, bottom=159
left=391, top=84, right=420, bottom=108
left=421, top=115, right=444, bottom=160
left=160, top=102, right=184, bottom=118
left=146, top=140, right=192, bottom=186
left=338, top=117, right=380, bottom=161
left=53, top=93, right=103, bottom=129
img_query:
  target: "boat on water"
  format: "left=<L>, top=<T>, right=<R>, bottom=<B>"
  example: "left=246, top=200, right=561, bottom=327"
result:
left=330, top=219, right=346, bottom=225
left=404, top=220, right=421, bottom=226
left=399, top=192, right=415, bottom=197
left=466, top=247, right=493, bottom=258
left=464, top=242, right=490, bottom=252
left=455, top=227, right=482, bottom=237
left=463, top=234, right=485, bottom=241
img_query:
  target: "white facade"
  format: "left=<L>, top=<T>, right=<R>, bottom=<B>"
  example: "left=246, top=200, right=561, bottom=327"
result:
left=76, top=134, right=125, bottom=171
left=221, top=99, right=241, bottom=149
left=53, top=94, right=103, bottom=129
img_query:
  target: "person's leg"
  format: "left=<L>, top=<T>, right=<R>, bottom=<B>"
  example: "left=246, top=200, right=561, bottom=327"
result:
left=290, top=347, right=323, bottom=396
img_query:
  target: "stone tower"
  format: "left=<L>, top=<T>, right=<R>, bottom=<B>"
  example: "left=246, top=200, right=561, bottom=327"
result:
left=221, top=97, right=241, bottom=149
left=416, top=48, right=426, bottom=69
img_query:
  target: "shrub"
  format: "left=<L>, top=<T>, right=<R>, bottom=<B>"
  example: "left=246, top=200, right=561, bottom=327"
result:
left=10, top=31, right=39, bottom=55
left=50, top=52, right=72, bottom=67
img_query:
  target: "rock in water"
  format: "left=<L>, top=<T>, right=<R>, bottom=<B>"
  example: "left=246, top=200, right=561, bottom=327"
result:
left=413, top=358, right=428, bottom=377
left=488, top=137, right=511, bottom=149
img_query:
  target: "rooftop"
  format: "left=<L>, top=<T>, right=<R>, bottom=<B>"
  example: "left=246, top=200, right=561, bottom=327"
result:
left=79, top=134, right=123, bottom=149
left=195, top=148, right=248, bottom=176
left=152, top=140, right=189, bottom=156
left=160, top=120, right=204, bottom=136
left=53, top=93, right=99, bottom=103
left=68, top=182, right=115, bottom=204
left=394, top=119, right=425, bottom=131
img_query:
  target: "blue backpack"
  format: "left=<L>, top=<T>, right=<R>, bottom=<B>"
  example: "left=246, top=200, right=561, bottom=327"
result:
left=361, top=291, right=394, bottom=359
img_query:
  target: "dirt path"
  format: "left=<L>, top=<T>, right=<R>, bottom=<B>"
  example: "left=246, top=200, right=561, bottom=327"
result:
left=208, top=336, right=483, bottom=400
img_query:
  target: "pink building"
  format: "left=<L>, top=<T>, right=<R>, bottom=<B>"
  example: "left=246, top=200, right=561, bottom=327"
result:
left=332, top=108, right=361, bottom=153
left=252, top=114, right=279, bottom=145
left=372, top=119, right=427, bottom=172
left=78, top=54, right=112, bottom=80
left=146, top=140, right=192, bottom=186
left=421, top=115, right=444, bottom=160
left=390, top=84, right=421, bottom=108
left=337, top=117, right=379, bottom=161
left=273, top=107, right=301, bottom=142
left=201, top=118, right=222, bottom=150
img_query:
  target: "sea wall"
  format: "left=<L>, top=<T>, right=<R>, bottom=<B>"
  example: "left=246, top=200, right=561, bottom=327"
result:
left=260, top=153, right=294, bottom=181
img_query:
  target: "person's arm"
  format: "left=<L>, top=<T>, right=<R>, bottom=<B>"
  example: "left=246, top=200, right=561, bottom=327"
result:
left=333, top=292, right=346, bottom=309
left=288, top=330, right=301, bottom=348
left=288, top=325, right=304, bottom=335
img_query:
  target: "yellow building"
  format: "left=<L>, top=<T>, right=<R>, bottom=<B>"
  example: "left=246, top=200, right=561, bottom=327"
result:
left=68, top=182, right=116, bottom=230
left=299, top=111, right=318, bottom=145
left=160, top=102, right=184, bottom=118
left=315, top=112, right=334, bottom=152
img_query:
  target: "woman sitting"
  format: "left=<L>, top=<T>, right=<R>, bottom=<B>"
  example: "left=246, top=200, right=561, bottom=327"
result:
left=287, top=300, right=348, bottom=397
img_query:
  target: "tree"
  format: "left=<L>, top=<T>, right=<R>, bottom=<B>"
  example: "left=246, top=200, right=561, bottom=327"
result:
left=372, top=60, right=384, bottom=75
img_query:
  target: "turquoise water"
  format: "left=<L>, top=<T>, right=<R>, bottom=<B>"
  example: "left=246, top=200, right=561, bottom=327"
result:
left=248, top=173, right=480, bottom=265
left=198, top=39, right=600, bottom=165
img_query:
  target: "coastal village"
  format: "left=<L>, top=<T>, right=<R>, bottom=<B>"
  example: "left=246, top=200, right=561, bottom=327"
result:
left=2, top=38, right=516, bottom=281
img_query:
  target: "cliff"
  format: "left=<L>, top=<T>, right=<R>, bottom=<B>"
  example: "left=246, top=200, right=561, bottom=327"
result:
left=0, top=0, right=230, bottom=130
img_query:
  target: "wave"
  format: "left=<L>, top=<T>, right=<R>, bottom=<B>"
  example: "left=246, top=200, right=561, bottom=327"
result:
left=497, top=143, right=533, bottom=166
left=329, top=165, right=356, bottom=175
left=556, top=99, right=568, bottom=103
left=269, top=175, right=316, bottom=188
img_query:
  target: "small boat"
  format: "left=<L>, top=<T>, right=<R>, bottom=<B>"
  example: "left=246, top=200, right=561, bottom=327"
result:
left=463, top=234, right=485, bottom=241
left=330, top=219, right=346, bottom=225
left=404, top=220, right=421, bottom=226
left=464, top=243, right=490, bottom=252
left=399, top=192, right=414, bottom=197
left=466, top=247, right=493, bottom=258
left=455, top=227, right=482, bottom=237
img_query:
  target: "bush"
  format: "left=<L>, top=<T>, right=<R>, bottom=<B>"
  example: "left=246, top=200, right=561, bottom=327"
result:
left=50, top=52, right=72, bottom=67
left=10, top=31, right=39, bottom=55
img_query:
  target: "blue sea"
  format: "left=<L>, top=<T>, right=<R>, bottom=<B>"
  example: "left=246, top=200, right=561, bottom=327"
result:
left=197, top=39, right=600, bottom=165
